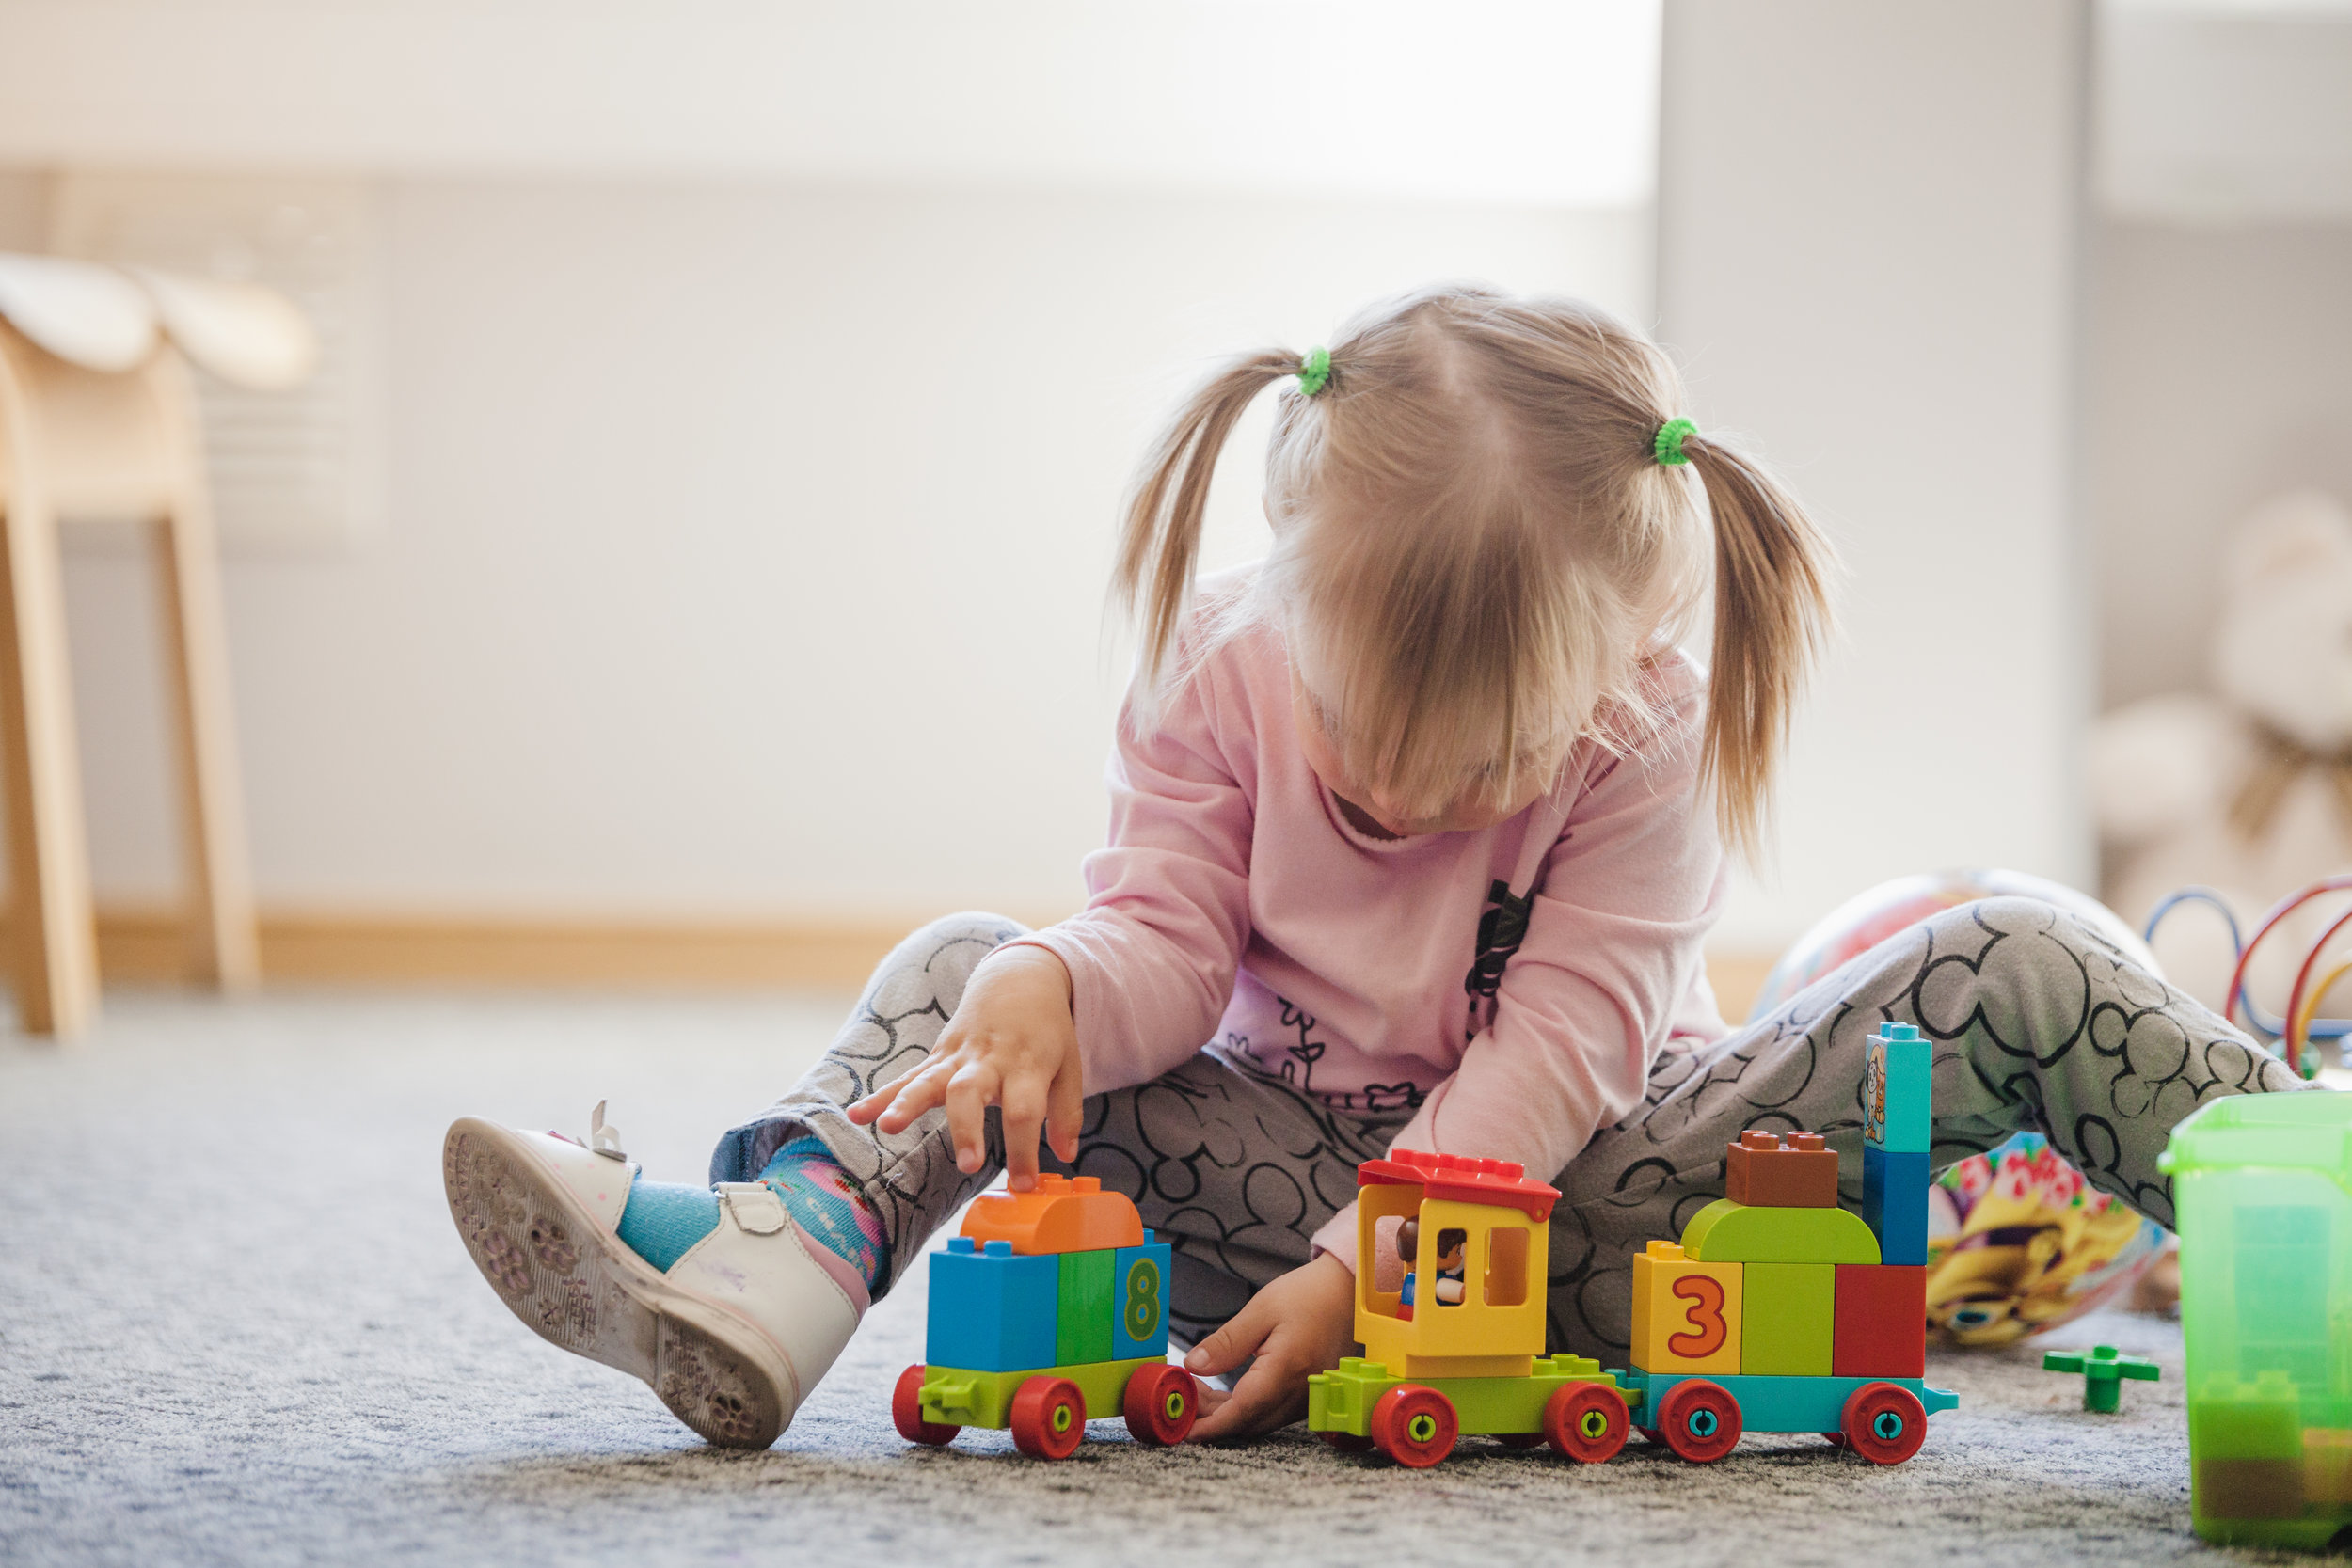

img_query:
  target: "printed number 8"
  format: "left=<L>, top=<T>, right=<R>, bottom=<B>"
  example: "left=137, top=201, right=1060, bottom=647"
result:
left=1124, top=1258, right=1162, bottom=1341
left=1667, top=1275, right=1727, bottom=1358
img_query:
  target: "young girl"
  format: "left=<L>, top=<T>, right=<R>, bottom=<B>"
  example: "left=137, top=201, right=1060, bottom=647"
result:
left=443, top=283, right=2294, bottom=1450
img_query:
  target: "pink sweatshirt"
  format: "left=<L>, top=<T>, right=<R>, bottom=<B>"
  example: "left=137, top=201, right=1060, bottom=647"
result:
left=1014, top=576, right=1729, bottom=1267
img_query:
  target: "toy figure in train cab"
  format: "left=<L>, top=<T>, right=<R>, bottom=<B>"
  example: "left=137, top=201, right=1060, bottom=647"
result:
left=1306, top=1022, right=1959, bottom=1466
left=890, top=1173, right=1197, bottom=1459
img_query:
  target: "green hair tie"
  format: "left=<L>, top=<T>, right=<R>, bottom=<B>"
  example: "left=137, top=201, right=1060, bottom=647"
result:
left=1296, top=346, right=1332, bottom=397
left=1653, top=417, right=1698, bottom=467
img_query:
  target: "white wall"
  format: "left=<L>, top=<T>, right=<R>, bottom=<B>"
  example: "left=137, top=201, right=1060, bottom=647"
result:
left=1658, top=0, right=2095, bottom=950
left=2091, top=220, right=2352, bottom=707
left=31, top=172, right=1647, bottom=918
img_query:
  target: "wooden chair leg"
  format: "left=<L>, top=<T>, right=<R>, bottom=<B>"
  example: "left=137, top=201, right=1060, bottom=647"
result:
left=0, top=488, right=100, bottom=1037
left=153, top=494, right=259, bottom=992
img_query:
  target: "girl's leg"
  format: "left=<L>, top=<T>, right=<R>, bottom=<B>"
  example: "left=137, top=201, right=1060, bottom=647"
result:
left=708, top=911, right=1032, bottom=1293
left=1540, top=894, right=2300, bottom=1360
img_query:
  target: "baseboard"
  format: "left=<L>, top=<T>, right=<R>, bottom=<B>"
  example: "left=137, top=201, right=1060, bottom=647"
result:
left=83, top=905, right=1781, bottom=1015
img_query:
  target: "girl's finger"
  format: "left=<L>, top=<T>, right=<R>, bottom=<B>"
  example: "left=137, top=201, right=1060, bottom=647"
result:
left=1044, top=1057, right=1084, bottom=1165
left=1188, top=1354, right=1293, bottom=1441
left=1184, top=1296, right=1269, bottom=1379
left=943, top=1062, right=1001, bottom=1175
left=999, top=1074, right=1048, bottom=1192
left=870, top=1056, right=956, bottom=1134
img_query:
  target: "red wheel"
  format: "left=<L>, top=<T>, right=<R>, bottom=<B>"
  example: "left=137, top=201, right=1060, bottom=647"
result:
left=1369, top=1384, right=1458, bottom=1468
left=1318, top=1430, right=1376, bottom=1452
left=1840, top=1382, right=1927, bottom=1465
left=1544, top=1382, right=1629, bottom=1464
left=1496, top=1432, right=1545, bottom=1449
left=1009, top=1375, right=1087, bottom=1460
left=1122, top=1364, right=1198, bottom=1446
left=1655, top=1379, right=1742, bottom=1463
left=1820, top=1432, right=1850, bottom=1449
left=892, top=1365, right=960, bottom=1446
left=1638, top=1427, right=1663, bottom=1448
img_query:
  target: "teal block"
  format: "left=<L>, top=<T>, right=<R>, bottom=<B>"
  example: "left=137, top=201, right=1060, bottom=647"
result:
left=1865, top=1147, right=1931, bottom=1265
left=926, top=1238, right=1058, bottom=1372
left=1864, top=1022, right=1931, bottom=1153
left=1624, top=1368, right=1959, bottom=1435
left=1111, top=1238, right=1172, bottom=1360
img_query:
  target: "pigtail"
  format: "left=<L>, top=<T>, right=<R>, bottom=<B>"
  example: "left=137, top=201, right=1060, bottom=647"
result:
left=1114, top=350, right=1304, bottom=725
left=1683, top=435, right=1837, bottom=860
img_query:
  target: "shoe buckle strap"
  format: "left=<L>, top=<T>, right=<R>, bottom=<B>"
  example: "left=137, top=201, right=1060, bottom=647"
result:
left=587, top=1100, right=628, bottom=1163
left=717, top=1182, right=789, bottom=1235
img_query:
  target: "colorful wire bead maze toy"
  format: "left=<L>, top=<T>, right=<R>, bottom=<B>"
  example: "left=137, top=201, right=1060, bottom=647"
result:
left=891, top=1174, right=1196, bottom=1459
left=2164, top=1090, right=2352, bottom=1548
left=1308, top=1150, right=1635, bottom=1467
left=2042, top=1345, right=2160, bottom=1412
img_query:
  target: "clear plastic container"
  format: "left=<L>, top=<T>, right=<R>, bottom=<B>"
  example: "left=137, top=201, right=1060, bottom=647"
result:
left=2166, top=1090, right=2352, bottom=1548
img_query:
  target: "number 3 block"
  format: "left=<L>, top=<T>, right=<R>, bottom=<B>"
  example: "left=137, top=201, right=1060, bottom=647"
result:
left=1630, top=1241, right=1743, bottom=1375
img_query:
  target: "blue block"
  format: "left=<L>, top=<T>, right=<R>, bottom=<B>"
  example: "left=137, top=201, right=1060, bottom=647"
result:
left=1625, top=1369, right=1958, bottom=1436
left=926, top=1237, right=1059, bottom=1372
left=1111, top=1238, right=1173, bottom=1360
left=1864, top=1147, right=1931, bottom=1265
left=1864, top=1022, right=1931, bottom=1153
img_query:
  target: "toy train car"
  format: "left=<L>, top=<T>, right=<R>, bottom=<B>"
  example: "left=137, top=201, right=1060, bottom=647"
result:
left=1309, top=1022, right=1957, bottom=1466
left=891, top=1173, right=1199, bottom=1459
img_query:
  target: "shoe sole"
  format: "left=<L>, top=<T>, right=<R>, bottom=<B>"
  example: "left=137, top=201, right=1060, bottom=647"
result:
left=441, top=1117, right=792, bottom=1449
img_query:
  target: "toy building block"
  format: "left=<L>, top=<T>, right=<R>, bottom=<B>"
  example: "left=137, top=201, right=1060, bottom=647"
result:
left=1056, top=1248, right=1115, bottom=1366
left=1740, top=1262, right=1834, bottom=1377
left=2305, top=1429, right=2352, bottom=1506
left=1110, top=1239, right=1172, bottom=1360
left=1726, top=1130, right=1839, bottom=1208
left=1864, top=1022, right=1931, bottom=1154
left=960, top=1173, right=1144, bottom=1255
left=2042, top=1344, right=2161, bottom=1413
left=1863, top=1146, right=1931, bottom=1266
left=928, top=1237, right=1059, bottom=1371
left=1682, top=1197, right=1880, bottom=1265
left=1832, top=1263, right=1926, bottom=1378
left=2193, top=1370, right=2304, bottom=1521
left=1630, top=1241, right=1742, bottom=1375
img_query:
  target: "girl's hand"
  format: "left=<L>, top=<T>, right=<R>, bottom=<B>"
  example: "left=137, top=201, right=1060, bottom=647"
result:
left=845, top=944, right=1081, bottom=1191
left=1184, top=1250, right=1359, bottom=1441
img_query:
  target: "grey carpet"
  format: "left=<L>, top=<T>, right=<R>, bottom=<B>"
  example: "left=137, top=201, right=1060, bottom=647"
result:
left=0, top=991, right=2289, bottom=1566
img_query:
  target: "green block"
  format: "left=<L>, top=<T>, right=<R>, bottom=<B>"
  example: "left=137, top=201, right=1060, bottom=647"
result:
left=2190, top=1372, right=2302, bottom=1460
left=1740, top=1262, right=1834, bottom=1377
left=919, top=1354, right=1160, bottom=1430
left=1307, top=1354, right=1624, bottom=1439
left=1683, top=1197, right=1880, bottom=1265
left=1056, top=1249, right=1115, bottom=1366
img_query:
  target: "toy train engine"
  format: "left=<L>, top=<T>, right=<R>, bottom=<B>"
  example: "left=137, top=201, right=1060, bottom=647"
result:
left=892, top=1174, right=1197, bottom=1459
left=1308, top=1150, right=1634, bottom=1466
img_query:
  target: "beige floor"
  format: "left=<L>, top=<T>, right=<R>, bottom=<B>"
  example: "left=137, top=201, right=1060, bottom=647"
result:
left=0, top=990, right=2225, bottom=1567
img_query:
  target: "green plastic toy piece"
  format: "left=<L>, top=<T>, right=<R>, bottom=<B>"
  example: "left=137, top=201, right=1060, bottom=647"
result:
left=1308, top=1354, right=1623, bottom=1440
left=1056, top=1249, right=1114, bottom=1365
left=1681, top=1197, right=1881, bottom=1265
left=2042, top=1344, right=2161, bottom=1413
left=1297, top=345, right=1332, bottom=397
left=1740, top=1262, right=1835, bottom=1377
left=918, top=1354, right=1163, bottom=1430
left=1653, top=417, right=1697, bottom=467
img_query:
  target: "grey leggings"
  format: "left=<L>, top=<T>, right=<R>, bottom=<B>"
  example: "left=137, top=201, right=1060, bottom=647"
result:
left=711, top=895, right=2296, bottom=1360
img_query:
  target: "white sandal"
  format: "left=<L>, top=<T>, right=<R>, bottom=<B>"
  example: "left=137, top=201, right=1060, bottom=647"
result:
left=442, top=1103, right=862, bottom=1449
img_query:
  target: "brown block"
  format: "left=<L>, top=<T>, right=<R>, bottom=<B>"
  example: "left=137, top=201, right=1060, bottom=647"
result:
left=1725, top=1130, right=1839, bottom=1208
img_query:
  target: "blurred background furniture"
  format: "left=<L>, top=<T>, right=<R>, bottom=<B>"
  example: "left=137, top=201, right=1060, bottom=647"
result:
left=0, top=253, right=312, bottom=1036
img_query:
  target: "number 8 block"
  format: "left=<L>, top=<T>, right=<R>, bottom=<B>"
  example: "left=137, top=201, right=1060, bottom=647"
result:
left=1629, top=1241, right=1743, bottom=1375
left=1111, top=1238, right=1173, bottom=1360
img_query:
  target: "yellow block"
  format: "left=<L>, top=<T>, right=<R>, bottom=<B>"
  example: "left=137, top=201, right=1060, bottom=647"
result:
left=1630, top=1241, right=1743, bottom=1374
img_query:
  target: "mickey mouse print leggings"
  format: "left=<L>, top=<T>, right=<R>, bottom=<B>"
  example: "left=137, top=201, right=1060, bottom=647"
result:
left=709, top=897, right=2297, bottom=1361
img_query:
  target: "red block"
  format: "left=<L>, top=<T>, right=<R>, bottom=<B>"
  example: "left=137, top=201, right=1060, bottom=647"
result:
left=1725, top=1130, right=1839, bottom=1208
left=1833, top=1264, right=1926, bottom=1377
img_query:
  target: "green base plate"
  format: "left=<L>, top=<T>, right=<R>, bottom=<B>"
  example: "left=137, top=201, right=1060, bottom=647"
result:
left=919, top=1355, right=1164, bottom=1431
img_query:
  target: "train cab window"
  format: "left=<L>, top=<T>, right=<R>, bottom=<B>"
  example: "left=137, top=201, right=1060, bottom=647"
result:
left=1483, top=1226, right=1530, bottom=1307
left=1431, top=1228, right=1468, bottom=1307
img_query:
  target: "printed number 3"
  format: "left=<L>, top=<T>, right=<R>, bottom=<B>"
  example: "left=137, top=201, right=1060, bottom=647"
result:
left=1667, top=1275, right=1727, bottom=1358
left=1124, top=1258, right=1162, bottom=1341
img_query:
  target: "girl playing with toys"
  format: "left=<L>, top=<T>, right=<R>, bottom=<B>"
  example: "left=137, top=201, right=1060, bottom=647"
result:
left=443, top=283, right=2297, bottom=1451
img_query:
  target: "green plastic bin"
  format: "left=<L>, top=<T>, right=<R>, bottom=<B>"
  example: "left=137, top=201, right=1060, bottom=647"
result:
left=2165, top=1090, right=2352, bottom=1548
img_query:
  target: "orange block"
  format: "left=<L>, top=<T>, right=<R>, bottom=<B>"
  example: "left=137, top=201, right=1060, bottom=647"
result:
left=958, top=1173, right=1144, bottom=1255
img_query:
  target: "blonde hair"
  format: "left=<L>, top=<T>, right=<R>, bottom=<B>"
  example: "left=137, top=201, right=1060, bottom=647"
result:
left=1113, top=283, right=1836, bottom=858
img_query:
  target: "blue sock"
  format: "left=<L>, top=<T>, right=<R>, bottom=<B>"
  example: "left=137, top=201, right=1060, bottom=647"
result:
left=614, top=1178, right=721, bottom=1272
left=758, top=1136, right=887, bottom=1292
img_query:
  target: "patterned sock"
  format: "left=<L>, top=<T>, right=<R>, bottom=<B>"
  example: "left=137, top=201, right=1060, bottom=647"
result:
left=758, top=1135, right=888, bottom=1293
left=613, top=1177, right=721, bottom=1272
